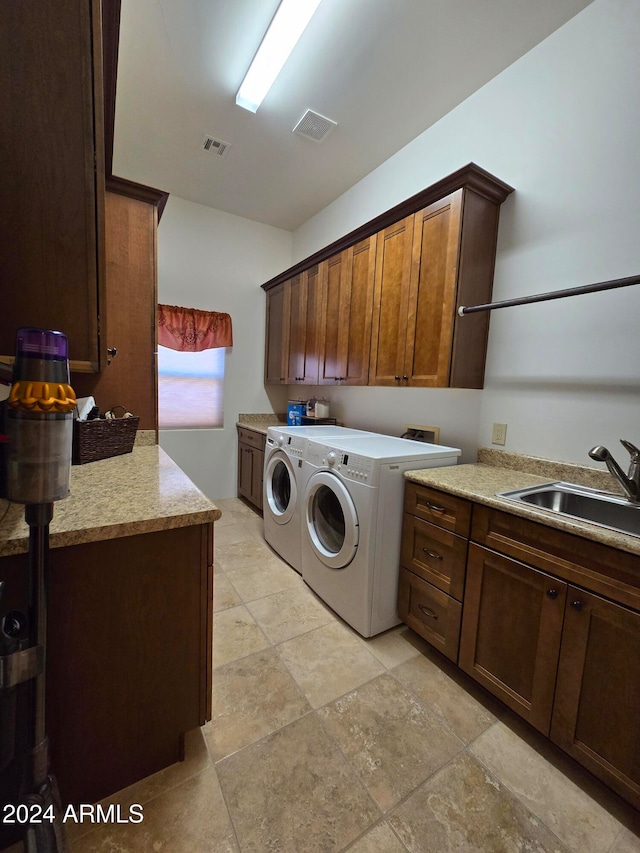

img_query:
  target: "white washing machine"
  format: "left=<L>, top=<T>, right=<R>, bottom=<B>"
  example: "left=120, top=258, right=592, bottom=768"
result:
left=263, top=425, right=374, bottom=572
left=301, top=434, right=461, bottom=636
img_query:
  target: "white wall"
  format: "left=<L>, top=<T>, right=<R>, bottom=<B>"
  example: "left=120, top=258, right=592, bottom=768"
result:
left=157, top=196, right=291, bottom=498
left=292, top=0, right=640, bottom=467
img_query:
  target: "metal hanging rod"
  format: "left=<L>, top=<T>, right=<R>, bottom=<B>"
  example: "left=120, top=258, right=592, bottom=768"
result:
left=458, top=273, right=640, bottom=316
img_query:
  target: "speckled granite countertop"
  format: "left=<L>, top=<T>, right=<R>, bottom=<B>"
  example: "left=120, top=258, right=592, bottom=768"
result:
left=237, top=413, right=287, bottom=436
left=406, top=448, right=640, bottom=557
left=0, top=446, right=221, bottom=558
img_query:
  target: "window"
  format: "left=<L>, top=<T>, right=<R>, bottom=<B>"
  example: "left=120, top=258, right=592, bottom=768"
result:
left=157, top=345, right=225, bottom=429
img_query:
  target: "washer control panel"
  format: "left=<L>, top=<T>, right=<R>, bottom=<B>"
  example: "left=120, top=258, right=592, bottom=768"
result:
left=307, top=445, right=374, bottom=482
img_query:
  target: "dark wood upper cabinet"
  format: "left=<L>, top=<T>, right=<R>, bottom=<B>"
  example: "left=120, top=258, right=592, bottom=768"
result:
left=0, top=0, right=106, bottom=371
left=368, top=216, right=415, bottom=385
left=264, top=280, right=289, bottom=385
left=72, top=190, right=159, bottom=430
left=287, top=266, right=320, bottom=384
left=263, top=165, right=513, bottom=389
left=317, top=237, right=376, bottom=385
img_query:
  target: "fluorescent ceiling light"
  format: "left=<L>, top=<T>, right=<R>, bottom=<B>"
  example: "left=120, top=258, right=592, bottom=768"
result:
left=236, top=0, right=323, bottom=113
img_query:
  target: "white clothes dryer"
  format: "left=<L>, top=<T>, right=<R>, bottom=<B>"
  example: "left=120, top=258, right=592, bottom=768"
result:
left=263, top=425, right=374, bottom=572
left=301, top=434, right=461, bottom=636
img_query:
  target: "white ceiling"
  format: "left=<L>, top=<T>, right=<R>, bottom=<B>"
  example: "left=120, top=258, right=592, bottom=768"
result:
left=113, top=0, right=594, bottom=231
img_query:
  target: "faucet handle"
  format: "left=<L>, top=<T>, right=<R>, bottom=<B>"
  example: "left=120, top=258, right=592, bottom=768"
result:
left=620, top=439, right=640, bottom=459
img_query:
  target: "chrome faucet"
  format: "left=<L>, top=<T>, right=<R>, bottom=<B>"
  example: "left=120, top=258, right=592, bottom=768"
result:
left=588, top=440, right=640, bottom=503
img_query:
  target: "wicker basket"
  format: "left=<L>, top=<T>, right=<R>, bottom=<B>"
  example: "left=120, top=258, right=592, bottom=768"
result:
left=72, top=406, right=139, bottom=465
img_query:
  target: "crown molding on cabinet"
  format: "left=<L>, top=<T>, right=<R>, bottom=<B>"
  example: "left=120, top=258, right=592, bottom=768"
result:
left=261, top=163, right=514, bottom=291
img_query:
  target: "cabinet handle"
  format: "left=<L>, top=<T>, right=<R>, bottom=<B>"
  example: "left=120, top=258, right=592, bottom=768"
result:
left=418, top=604, right=438, bottom=620
left=402, top=375, right=408, bottom=381
left=571, top=600, right=583, bottom=611
left=422, top=548, right=442, bottom=560
left=394, top=375, right=401, bottom=381
left=107, top=346, right=117, bottom=364
left=423, top=501, right=446, bottom=514
left=547, top=588, right=558, bottom=599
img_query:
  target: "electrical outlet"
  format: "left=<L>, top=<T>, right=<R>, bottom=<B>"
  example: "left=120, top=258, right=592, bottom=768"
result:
left=404, top=424, right=440, bottom=444
left=492, top=423, right=507, bottom=446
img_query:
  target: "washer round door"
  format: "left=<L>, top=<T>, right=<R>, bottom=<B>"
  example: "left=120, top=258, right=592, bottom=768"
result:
left=264, top=451, right=297, bottom=524
left=304, top=471, right=358, bottom=569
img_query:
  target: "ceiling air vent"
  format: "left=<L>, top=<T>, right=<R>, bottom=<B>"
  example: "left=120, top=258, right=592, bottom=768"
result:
left=293, top=110, right=337, bottom=143
left=201, top=134, right=231, bottom=158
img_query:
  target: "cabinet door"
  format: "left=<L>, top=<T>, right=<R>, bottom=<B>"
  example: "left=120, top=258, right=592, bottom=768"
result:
left=286, top=273, right=305, bottom=383
left=0, top=0, right=105, bottom=372
left=287, top=267, right=319, bottom=384
left=404, top=191, right=463, bottom=386
left=238, top=441, right=263, bottom=510
left=72, top=191, right=158, bottom=429
left=551, top=588, right=640, bottom=809
left=459, top=543, right=567, bottom=735
left=238, top=442, right=254, bottom=501
left=340, top=237, right=376, bottom=385
left=264, top=281, right=290, bottom=384
left=369, top=217, right=414, bottom=385
left=252, top=448, right=265, bottom=510
left=318, top=238, right=376, bottom=385
left=318, top=253, right=345, bottom=383
left=45, top=525, right=210, bottom=805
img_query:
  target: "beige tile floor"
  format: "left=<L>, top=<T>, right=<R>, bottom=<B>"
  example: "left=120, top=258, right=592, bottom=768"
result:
left=13, top=498, right=640, bottom=853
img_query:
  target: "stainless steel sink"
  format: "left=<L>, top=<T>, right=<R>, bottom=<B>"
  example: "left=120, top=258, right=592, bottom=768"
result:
left=497, top=481, right=640, bottom=539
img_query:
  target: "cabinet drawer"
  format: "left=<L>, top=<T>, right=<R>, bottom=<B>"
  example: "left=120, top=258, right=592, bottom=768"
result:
left=237, top=427, right=266, bottom=450
left=404, top=482, right=471, bottom=536
left=401, top=513, right=467, bottom=600
left=397, top=567, right=462, bottom=662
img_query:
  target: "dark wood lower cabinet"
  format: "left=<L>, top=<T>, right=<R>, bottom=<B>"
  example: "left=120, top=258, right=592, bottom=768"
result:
left=237, top=427, right=265, bottom=511
left=238, top=443, right=263, bottom=510
left=1, top=523, right=214, bottom=807
left=551, top=588, right=640, bottom=808
left=398, top=567, right=461, bottom=662
left=459, top=543, right=567, bottom=735
left=398, top=485, right=640, bottom=811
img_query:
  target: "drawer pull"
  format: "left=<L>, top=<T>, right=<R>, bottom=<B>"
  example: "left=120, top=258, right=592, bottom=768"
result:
left=547, top=588, right=558, bottom=599
left=418, top=604, right=438, bottom=620
left=422, top=548, right=443, bottom=560
left=571, top=600, right=583, bottom=611
left=423, top=501, right=446, bottom=513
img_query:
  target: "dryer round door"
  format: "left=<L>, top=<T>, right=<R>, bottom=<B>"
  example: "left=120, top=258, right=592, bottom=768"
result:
left=304, top=471, right=358, bottom=569
left=264, top=451, right=297, bottom=524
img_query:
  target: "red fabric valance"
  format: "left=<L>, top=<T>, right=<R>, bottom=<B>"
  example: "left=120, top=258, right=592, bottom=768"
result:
left=158, top=304, right=233, bottom=352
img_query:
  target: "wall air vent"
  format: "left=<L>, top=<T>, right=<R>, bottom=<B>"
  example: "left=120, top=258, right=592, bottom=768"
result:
left=293, top=110, right=337, bottom=143
left=201, top=134, right=231, bottom=157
